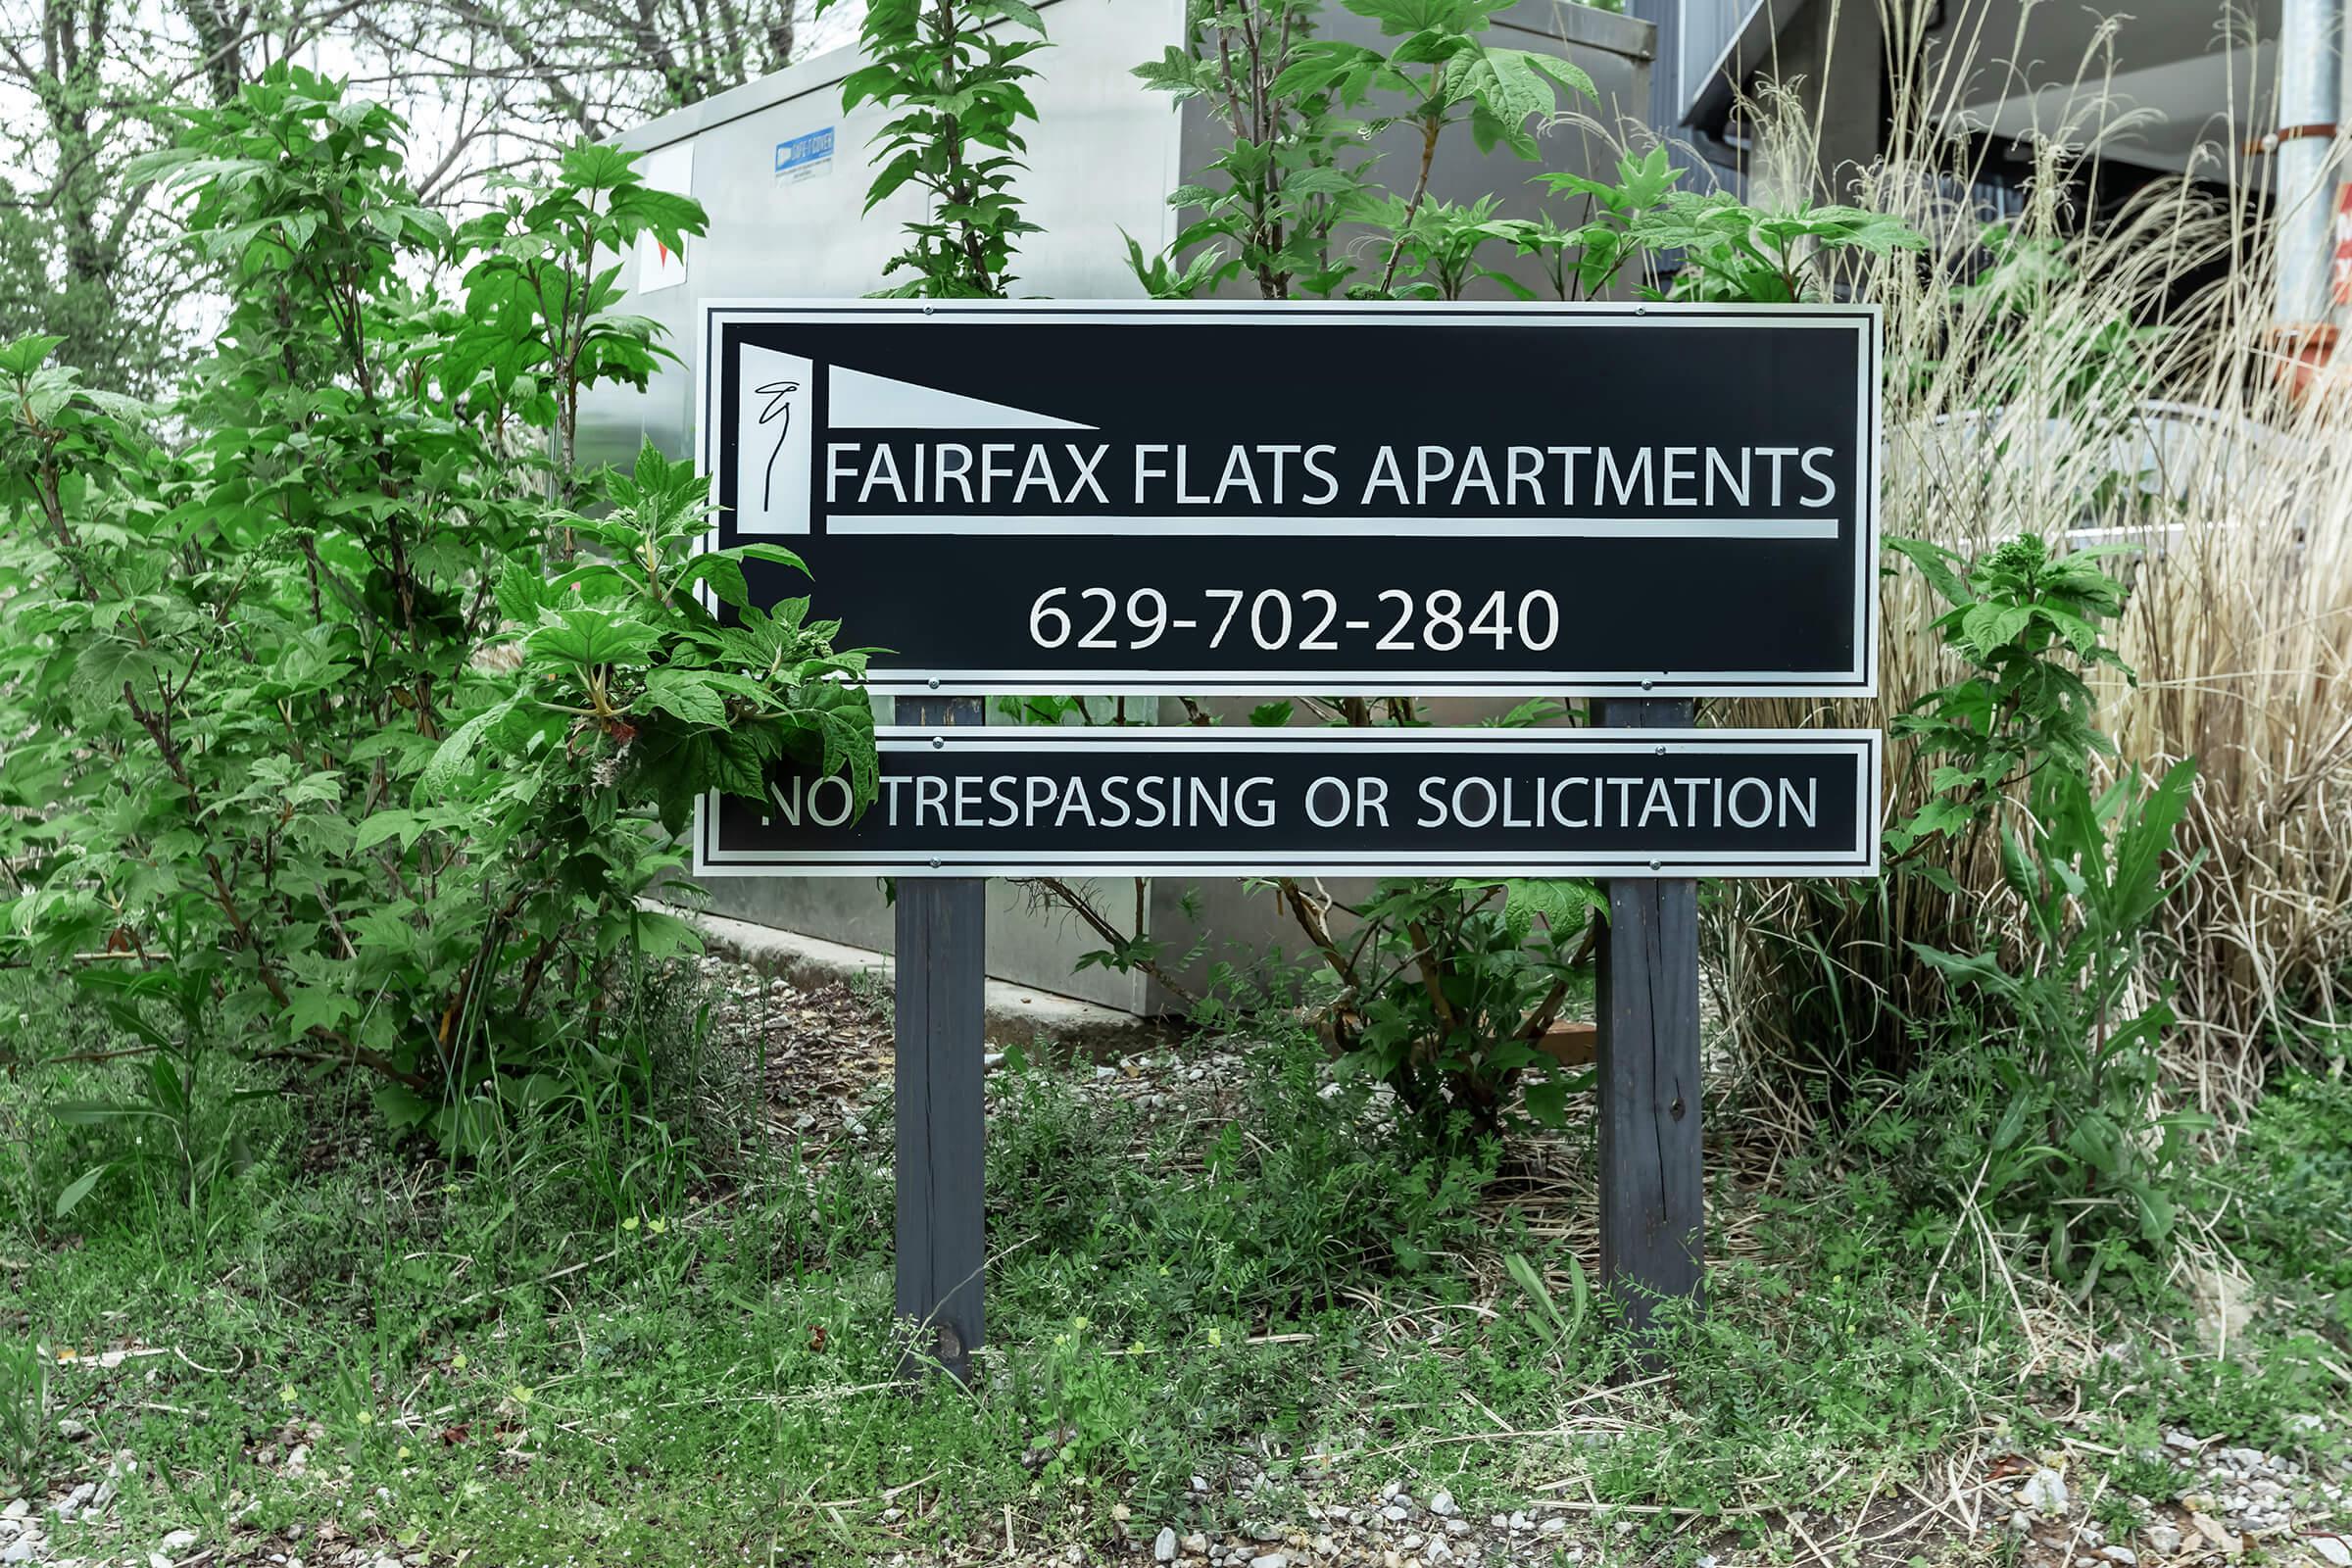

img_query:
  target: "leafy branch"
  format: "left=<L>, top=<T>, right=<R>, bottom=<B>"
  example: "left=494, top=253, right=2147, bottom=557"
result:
left=824, top=0, right=1047, bottom=298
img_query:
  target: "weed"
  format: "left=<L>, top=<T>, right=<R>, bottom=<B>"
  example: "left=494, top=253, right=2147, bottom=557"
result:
left=0, top=74, right=874, bottom=1161
left=0, top=1333, right=50, bottom=1491
left=2089, top=1330, right=2350, bottom=1465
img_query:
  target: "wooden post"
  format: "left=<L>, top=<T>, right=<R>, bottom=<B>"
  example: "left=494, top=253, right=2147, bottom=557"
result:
left=893, top=693, right=987, bottom=1382
left=1592, top=697, right=1704, bottom=1333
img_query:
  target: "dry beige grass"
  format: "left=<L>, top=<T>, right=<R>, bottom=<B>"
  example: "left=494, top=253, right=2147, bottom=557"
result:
left=1705, top=5, right=2352, bottom=1118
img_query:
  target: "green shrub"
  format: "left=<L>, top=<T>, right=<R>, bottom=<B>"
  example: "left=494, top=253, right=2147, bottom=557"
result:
left=1108, top=3, right=1929, bottom=1145
left=1764, top=537, right=2208, bottom=1281
left=0, top=67, right=875, bottom=1170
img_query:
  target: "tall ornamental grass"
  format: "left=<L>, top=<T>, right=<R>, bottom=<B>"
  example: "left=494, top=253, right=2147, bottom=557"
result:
left=1709, top=13, right=2352, bottom=1121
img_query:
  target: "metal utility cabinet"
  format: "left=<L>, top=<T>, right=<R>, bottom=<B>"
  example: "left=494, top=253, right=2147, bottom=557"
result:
left=581, top=0, right=1656, bottom=1013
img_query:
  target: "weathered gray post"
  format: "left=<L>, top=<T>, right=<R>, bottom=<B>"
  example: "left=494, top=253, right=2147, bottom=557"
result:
left=893, top=693, right=987, bottom=1382
left=1592, top=697, right=1705, bottom=1330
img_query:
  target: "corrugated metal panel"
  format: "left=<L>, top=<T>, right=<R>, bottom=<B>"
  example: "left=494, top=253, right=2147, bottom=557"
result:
left=1680, top=0, right=1761, bottom=119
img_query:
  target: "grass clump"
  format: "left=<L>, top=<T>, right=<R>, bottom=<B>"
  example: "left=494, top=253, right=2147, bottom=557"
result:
left=2210, top=1061, right=2352, bottom=1333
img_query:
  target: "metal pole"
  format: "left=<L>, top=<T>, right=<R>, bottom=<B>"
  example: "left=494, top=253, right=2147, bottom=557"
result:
left=1592, top=697, right=1705, bottom=1336
left=893, top=693, right=987, bottom=1383
left=2275, top=0, right=2344, bottom=326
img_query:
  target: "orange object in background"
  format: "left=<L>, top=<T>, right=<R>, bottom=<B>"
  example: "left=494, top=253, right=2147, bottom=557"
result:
left=2333, top=183, right=2352, bottom=304
left=2275, top=323, right=2342, bottom=401
left=2269, top=185, right=2352, bottom=401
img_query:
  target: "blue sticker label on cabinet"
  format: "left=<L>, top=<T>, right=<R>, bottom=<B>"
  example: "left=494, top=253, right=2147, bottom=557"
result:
left=774, top=127, right=835, bottom=184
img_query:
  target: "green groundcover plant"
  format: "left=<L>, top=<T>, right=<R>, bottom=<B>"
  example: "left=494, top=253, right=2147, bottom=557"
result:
left=0, top=66, right=877, bottom=1154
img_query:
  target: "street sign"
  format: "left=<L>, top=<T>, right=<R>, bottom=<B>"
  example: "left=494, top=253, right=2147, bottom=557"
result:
left=697, top=301, right=1880, bottom=698
left=693, top=727, right=1882, bottom=879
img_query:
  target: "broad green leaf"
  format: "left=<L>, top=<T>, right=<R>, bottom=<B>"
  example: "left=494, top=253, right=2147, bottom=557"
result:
left=373, top=1083, right=436, bottom=1131
left=642, top=668, right=730, bottom=728
left=56, top=1163, right=110, bottom=1219
left=417, top=700, right=514, bottom=801
left=631, top=908, right=705, bottom=960
left=285, top=986, right=356, bottom=1036
left=355, top=810, right=422, bottom=852
left=526, top=608, right=662, bottom=668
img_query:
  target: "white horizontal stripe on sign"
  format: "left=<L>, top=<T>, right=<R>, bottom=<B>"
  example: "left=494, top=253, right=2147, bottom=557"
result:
left=825, top=515, right=1840, bottom=539
left=865, top=671, right=1861, bottom=692
left=828, top=364, right=1097, bottom=431
left=852, top=727, right=1875, bottom=752
left=702, top=299, right=1876, bottom=326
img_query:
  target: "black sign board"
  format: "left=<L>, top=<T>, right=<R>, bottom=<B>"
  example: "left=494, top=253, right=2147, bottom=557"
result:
left=697, top=302, right=1880, bottom=698
left=693, top=728, right=1882, bottom=879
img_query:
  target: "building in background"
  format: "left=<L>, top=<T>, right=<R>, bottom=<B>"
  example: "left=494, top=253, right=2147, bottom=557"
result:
left=606, top=0, right=2342, bottom=1017
left=591, top=0, right=1655, bottom=1015
left=1624, top=0, right=2332, bottom=321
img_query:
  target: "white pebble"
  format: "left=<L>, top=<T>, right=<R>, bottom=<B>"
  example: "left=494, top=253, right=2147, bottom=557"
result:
left=2020, top=1468, right=2071, bottom=1516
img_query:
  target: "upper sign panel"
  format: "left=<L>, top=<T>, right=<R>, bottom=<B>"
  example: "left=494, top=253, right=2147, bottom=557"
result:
left=699, top=302, right=1879, bottom=697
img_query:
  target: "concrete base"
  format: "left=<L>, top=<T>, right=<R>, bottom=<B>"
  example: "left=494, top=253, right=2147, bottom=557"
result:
left=688, top=870, right=1156, bottom=1011
left=664, top=903, right=1162, bottom=1054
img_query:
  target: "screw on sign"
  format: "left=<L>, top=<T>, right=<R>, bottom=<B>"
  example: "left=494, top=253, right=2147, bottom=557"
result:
left=693, top=299, right=1886, bottom=1376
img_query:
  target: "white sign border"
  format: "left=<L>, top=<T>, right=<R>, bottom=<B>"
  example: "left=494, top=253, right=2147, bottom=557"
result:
left=692, top=726, right=1883, bottom=880
left=694, top=299, right=1882, bottom=701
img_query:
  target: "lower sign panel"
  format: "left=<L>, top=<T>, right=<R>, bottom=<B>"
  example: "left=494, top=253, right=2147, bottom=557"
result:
left=695, top=729, right=1882, bottom=879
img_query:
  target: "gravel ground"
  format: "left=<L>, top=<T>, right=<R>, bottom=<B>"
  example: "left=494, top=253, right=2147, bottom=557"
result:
left=7, top=1425, right=2345, bottom=1568
left=854, top=1424, right=2352, bottom=1568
